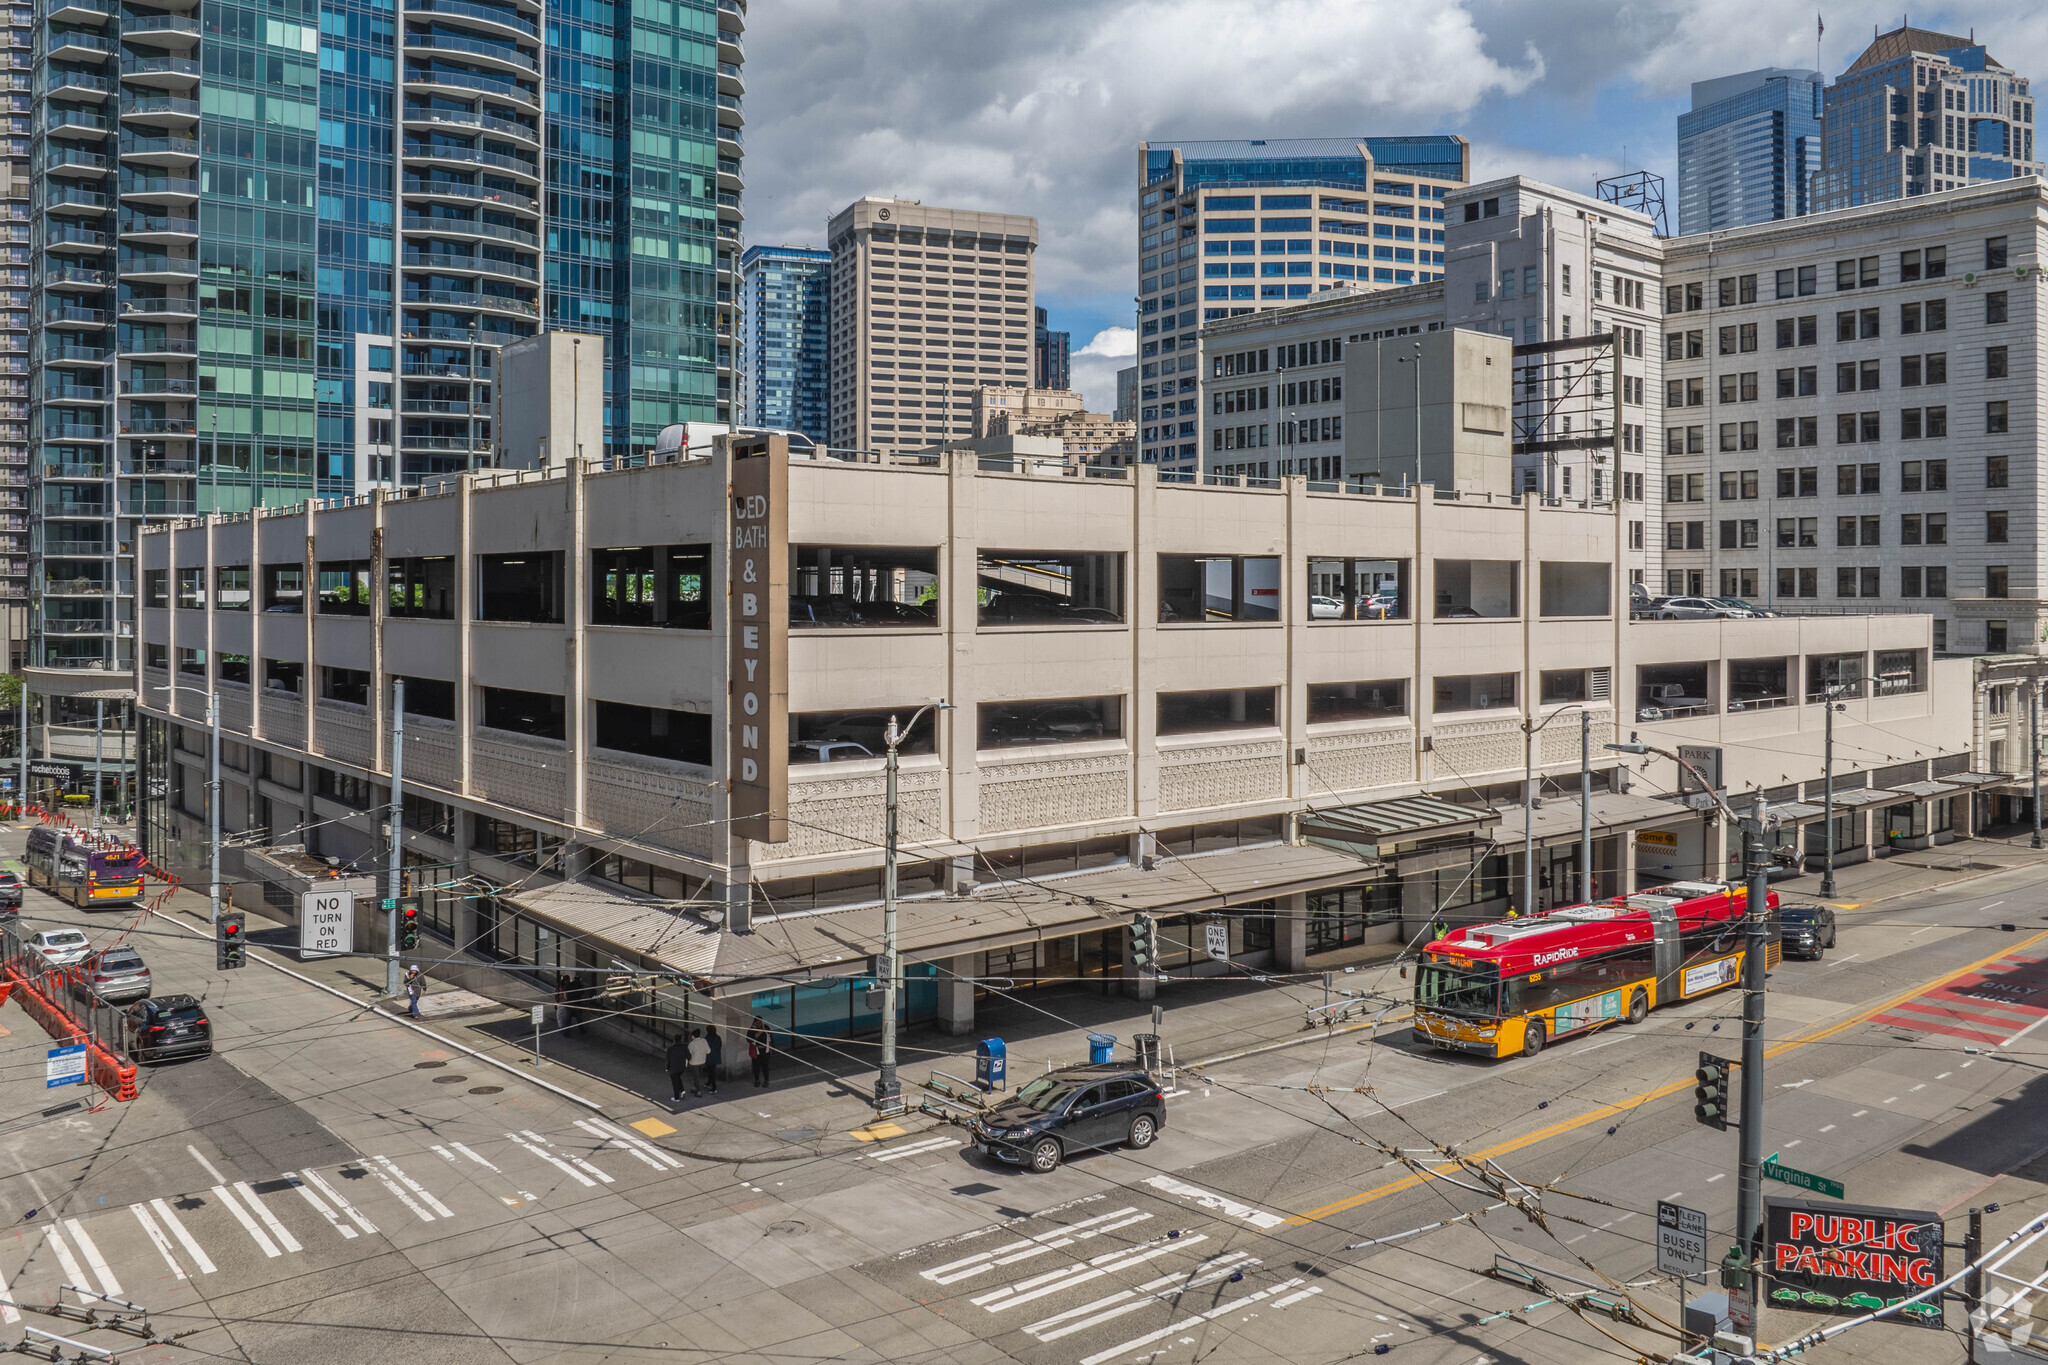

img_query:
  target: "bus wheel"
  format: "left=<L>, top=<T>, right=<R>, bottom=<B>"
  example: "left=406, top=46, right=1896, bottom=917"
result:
left=1522, top=1019, right=1545, bottom=1058
left=1627, top=990, right=1648, bottom=1024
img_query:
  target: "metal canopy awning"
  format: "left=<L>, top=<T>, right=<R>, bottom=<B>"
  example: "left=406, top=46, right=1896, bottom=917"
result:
left=1889, top=780, right=1960, bottom=800
left=1827, top=787, right=1900, bottom=809
left=1946, top=771, right=2016, bottom=789
left=1301, top=794, right=1498, bottom=856
left=1766, top=800, right=1826, bottom=825
left=1491, top=791, right=1697, bottom=844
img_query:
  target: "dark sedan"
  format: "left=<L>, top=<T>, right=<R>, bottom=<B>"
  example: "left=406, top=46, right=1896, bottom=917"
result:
left=1776, top=904, right=1837, bottom=960
left=970, top=1065, right=1165, bottom=1173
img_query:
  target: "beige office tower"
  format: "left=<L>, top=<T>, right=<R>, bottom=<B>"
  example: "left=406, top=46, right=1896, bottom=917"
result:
left=826, top=198, right=1038, bottom=452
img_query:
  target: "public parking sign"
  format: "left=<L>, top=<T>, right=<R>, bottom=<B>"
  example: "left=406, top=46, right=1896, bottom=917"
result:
left=1657, top=1200, right=1708, bottom=1279
left=1764, top=1197, right=1946, bottom=1329
left=300, top=889, right=354, bottom=959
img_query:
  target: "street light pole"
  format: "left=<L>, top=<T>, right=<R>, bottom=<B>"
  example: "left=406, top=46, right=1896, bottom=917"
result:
left=1736, top=789, right=1771, bottom=1330
left=876, top=699, right=950, bottom=1110
left=91, top=698, right=103, bottom=833
left=1821, top=685, right=1838, bottom=896
left=207, top=691, right=220, bottom=927
left=2032, top=682, right=2042, bottom=850
left=1580, top=708, right=1593, bottom=900
left=14, top=678, right=26, bottom=819
left=386, top=678, right=405, bottom=997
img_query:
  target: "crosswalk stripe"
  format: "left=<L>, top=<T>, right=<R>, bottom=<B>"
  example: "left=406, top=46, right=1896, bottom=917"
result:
left=0, top=1258, right=19, bottom=1324
left=282, top=1174, right=355, bottom=1239
left=62, top=1219, right=121, bottom=1298
left=364, top=1162, right=435, bottom=1223
left=975, top=1234, right=1208, bottom=1313
left=149, top=1199, right=216, bottom=1274
left=587, top=1118, right=683, bottom=1169
left=1077, top=1278, right=1298, bottom=1365
left=211, top=1185, right=281, bottom=1258
left=922, top=1208, right=1144, bottom=1285
left=185, top=1145, right=225, bottom=1184
left=574, top=1119, right=664, bottom=1171
left=130, top=1204, right=187, bottom=1281
left=873, top=1137, right=962, bottom=1163
left=522, top=1131, right=612, bottom=1184
left=506, top=1133, right=594, bottom=1188
left=45, top=1226, right=90, bottom=1292
left=1273, top=1284, right=1323, bottom=1308
left=232, top=1182, right=301, bottom=1254
left=1027, top=1254, right=1258, bottom=1343
left=373, top=1157, right=454, bottom=1219
left=447, top=1143, right=500, bottom=1174
left=298, top=1170, right=376, bottom=1236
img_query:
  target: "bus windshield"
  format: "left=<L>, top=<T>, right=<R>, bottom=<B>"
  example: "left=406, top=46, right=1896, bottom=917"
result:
left=1415, top=961, right=1498, bottom=1018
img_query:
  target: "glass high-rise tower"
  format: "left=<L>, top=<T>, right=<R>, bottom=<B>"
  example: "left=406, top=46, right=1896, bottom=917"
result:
left=29, top=0, right=743, bottom=673
left=1676, top=68, right=1822, bottom=234
left=739, top=243, right=828, bottom=443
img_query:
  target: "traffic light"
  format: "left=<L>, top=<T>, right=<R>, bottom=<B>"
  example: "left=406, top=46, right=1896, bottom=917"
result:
left=1694, top=1051, right=1731, bottom=1131
left=399, top=901, right=421, bottom=951
left=217, top=912, right=245, bottom=970
left=1129, top=915, right=1156, bottom=972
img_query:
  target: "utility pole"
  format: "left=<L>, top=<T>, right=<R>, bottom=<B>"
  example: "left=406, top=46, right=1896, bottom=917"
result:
left=1580, top=708, right=1593, bottom=900
left=1820, top=685, right=1838, bottom=896
left=1522, top=722, right=1537, bottom=914
left=90, top=698, right=103, bottom=833
left=1736, top=790, right=1771, bottom=1335
left=206, top=691, right=220, bottom=927
left=386, top=677, right=405, bottom=997
left=2032, top=682, right=2042, bottom=850
left=14, top=677, right=26, bottom=818
left=875, top=710, right=904, bottom=1109
left=875, top=700, right=949, bottom=1111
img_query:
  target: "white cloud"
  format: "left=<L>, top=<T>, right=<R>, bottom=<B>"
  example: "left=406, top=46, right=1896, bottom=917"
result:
left=1076, top=326, right=1135, bottom=359
left=1070, top=327, right=1137, bottom=412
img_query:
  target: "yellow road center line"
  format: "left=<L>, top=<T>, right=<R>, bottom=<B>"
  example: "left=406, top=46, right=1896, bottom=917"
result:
left=1283, top=929, right=2048, bottom=1226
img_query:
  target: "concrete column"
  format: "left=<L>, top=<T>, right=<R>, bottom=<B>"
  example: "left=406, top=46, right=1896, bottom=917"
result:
left=1619, top=827, right=1640, bottom=893
left=1118, top=927, right=1156, bottom=1001
left=1274, top=891, right=1308, bottom=972
left=936, top=954, right=975, bottom=1036
left=452, top=812, right=481, bottom=954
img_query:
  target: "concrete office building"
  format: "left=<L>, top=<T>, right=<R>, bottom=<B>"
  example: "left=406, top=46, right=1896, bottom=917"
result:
left=1133, top=136, right=1468, bottom=476
left=134, top=405, right=1977, bottom=1048
left=1033, top=306, right=1070, bottom=390
left=1677, top=68, right=1823, bottom=234
left=1813, top=25, right=2040, bottom=212
left=825, top=198, right=1036, bottom=455
left=1654, top=178, right=2048, bottom=653
left=740, top=245, right=832, bottom=444
left=970, top=385, right=1080, bottom=439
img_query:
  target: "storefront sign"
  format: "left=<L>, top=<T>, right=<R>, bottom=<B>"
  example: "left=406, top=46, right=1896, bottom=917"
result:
left=1678, top=745, right=1724, bottom=794
left=1764, top=1198, right=1945, bottom=1328
left=728, top=434, right=788, bottom=844
left=1635, top=829, right=1679, bottom=850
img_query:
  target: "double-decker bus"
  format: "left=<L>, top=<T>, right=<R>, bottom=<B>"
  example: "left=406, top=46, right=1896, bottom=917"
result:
left=24, top=828, right=146, bottom=908
left=1413, top=880, right=1779, bottom=1058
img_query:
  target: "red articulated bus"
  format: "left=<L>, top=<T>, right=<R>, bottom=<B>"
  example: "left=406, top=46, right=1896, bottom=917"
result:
left=1413, top=880, right=1780, bottom=1059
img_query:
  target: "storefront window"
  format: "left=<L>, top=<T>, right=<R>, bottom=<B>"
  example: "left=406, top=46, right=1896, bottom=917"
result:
left=1307, top=881, right=1401, bottom=953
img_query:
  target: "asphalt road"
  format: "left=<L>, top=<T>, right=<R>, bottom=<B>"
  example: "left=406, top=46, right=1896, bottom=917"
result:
left=0, top=845, right=2043, bottom=1364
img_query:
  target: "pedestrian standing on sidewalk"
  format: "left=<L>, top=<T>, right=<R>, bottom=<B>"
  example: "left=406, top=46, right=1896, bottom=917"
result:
left=747, top=1016, right=772, bottom=1087
left=685, top=1028, right=709, bottom=1096
left=703, top=1026, right=723, bottom=1094
left=404, top=964, right=425, bottom=1019
left=554, top=974, right=572, bottom=1030
left=665, top=1034, right=689, bottom=1104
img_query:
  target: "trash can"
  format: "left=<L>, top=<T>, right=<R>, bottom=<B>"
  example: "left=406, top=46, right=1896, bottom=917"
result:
left=975, top=1037, right=1006, bottom=1092
left=1132, top=1032, right=1160, bottom=1071
left=1087, top=1032, right=1116, bottom=1065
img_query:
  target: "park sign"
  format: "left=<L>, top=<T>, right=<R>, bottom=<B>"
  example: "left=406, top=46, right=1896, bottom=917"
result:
left=1764, top=1198, right=1946, bottom=1329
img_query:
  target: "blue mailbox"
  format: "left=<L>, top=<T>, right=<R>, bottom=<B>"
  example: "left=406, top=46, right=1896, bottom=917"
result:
left=975, top=1037, right=1006, bottom=1091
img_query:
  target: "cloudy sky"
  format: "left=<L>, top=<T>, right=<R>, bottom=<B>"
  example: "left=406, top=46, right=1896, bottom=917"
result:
left=741, top=0, right=2030, bottom=410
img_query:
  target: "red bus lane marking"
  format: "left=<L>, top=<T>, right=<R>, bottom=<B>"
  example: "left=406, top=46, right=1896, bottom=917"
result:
left=1868, top=950, right=2048, bottom=1046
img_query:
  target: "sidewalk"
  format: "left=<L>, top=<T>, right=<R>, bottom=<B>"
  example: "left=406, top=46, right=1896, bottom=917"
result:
left=99, top=822, right=2048, bottom=1165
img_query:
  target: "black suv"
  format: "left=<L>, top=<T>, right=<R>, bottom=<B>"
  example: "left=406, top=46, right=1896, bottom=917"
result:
left=1775, top=904, right=1837, bottom=960
left=971, top=1064, right=1165, bottom=1173
left=120, top=995, right=212, bottom=1063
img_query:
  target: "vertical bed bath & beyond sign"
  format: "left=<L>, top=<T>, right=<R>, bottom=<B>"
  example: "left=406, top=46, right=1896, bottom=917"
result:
left=728, top=434, right=789, bottom=844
